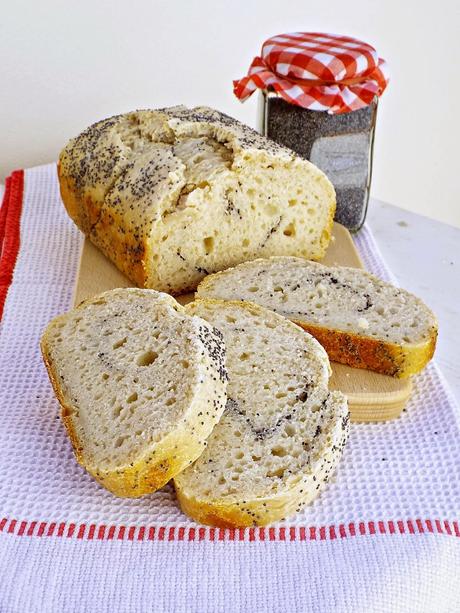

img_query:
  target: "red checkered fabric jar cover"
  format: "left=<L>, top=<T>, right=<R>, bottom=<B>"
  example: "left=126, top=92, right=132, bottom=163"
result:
left=233, top=32, right=389, bottom=114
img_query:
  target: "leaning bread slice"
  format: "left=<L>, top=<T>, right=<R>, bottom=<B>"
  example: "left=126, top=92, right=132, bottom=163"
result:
left=174, top=299, right=349, bottom=527
left=196, top=257, right=438, bottom=378
left=40, top=288, right=228, bottom=497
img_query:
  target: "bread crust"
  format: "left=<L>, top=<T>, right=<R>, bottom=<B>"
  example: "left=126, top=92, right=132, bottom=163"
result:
left=40, top=291, right=228, bottom=497
left=292, top=320, right=437, bottom=378
left=57, top=164, right=148, bottom=287
left=175, top=477, right=322, bottom=528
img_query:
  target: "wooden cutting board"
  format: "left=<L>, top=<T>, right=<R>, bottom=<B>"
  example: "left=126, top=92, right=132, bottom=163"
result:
left=73, top=223, right=412, bottom=422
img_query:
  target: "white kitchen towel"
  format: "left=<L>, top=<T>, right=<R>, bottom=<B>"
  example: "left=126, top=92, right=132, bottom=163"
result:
left=0, top=164, right=459, bottom=613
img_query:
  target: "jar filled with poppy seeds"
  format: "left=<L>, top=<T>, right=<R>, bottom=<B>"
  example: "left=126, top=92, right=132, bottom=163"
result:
left=234, top=32, right=389, bottom=232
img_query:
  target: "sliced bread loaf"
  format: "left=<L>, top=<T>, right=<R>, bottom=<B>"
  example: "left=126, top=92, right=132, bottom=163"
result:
left=40, top=288, right=228, bottom=497
left=196, top=257, right=438, bottom=378
left=58, top=106, right=335, bottom=294
left=174, top=299, right=349, bottom=527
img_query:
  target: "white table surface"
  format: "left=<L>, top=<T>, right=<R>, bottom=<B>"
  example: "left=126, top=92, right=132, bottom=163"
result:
left=1, top=184, right=458, bottom=404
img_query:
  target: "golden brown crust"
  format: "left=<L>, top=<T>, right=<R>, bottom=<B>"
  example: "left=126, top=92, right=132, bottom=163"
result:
left=57, top=164, right=148, bottom=288
left=175, top=489, right=260, bottom=528
left=176, top=484, right=295, bottom=528
left=58, top=164, right=100, bottom=236
left=89, top=204, right=148, bottom=288
left=292, top=320, right=438, bottom=378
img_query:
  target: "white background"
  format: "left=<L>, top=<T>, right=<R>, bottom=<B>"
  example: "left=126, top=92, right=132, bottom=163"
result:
left=1, top=0, right=459, bottom=227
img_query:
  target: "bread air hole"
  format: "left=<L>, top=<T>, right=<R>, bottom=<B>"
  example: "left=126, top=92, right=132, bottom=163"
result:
left=165, top=397, right=176, bottom=406
left=268, top=467, right=286, bottom=479
left=283, top=223, right=296, bottom=237
left=239, top=352, right=250, bottom=361
left=248, top=286, right=259, bottom=293
left=114, top=435, right=128, bottom=448
left=226, top=315, right=236, bottom=323
left=112, top=337, right=127, bottom=350
left=271, top=446, right=288, bottom=457
left=102, top=373, right=109, bottom=381
left=203, top=236, right=214, bottom=254
left=127, top=392, right=138, bottom=403
left=137, top=350, right=158, bottom=367
left=181, top=360, right=189, bottom=369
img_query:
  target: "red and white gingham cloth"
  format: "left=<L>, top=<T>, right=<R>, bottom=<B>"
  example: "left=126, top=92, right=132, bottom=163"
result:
left=234, top=32, right=389, bottom=114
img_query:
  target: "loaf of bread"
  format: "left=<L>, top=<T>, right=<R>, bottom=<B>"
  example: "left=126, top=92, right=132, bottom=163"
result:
left=58, top=106, right=336, bottom=294
left=174, top=299, right=349, bottom=527
left=40, top=289, right=228, bottom=497
left=197, top=257, right=438, bottom=378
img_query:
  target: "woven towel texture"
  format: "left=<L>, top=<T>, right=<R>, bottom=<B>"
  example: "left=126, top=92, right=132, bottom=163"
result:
left=0, top=164, right=459, bottom=613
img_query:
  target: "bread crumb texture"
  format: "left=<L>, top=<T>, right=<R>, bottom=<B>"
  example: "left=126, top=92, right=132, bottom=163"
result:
left=40, top=288, right=228, bottom=497
left=175, top=299, right=349, bottom=527
left=197, top=257, right=438, bottom=377
left=58, top=107, right=336, bottom=293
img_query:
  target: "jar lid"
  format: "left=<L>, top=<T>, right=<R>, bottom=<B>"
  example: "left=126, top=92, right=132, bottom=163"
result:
left=234, top=32, right=389, bottom=114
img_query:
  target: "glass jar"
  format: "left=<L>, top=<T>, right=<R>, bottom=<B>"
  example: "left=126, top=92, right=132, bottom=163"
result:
left=258, top=91, right=378, bottom=232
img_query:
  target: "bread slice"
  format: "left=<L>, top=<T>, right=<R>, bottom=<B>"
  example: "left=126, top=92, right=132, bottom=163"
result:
left=58, top=106, right=336, bottom=294
left=40, top=288, right=228, bottom=497
left=174, top=299, right=349, bottom=527
left=196, top=257, right=438, bottom=378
